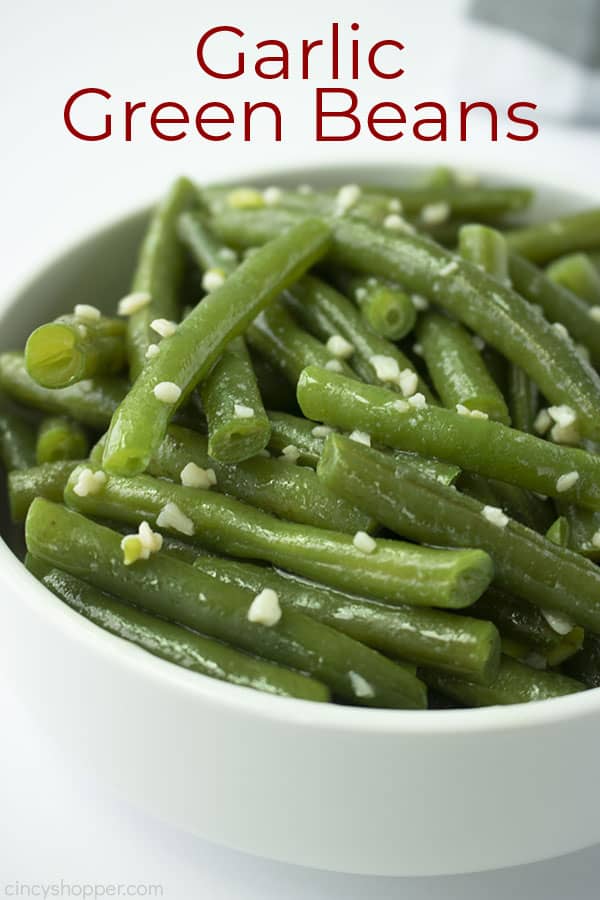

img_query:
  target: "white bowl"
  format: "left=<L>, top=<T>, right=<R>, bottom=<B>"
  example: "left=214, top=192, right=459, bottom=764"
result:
left=1, top=164, right=599, bottom=877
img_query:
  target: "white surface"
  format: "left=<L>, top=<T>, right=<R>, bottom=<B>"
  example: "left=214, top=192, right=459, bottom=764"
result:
left=2, top=0, right=600, bottom=895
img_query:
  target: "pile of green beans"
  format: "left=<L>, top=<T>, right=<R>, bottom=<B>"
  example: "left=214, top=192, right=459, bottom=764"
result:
left=5, top=171, right=600, bottom=709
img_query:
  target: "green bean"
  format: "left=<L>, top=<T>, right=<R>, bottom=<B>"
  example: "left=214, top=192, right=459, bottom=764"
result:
left=469, top=588, right=583, bottom=667
left=365, top=185, right=534, bottom=219
left=266, top=411, right=326, bottom=466
left=563, top=634, right=600, bottom=689
left=507, top=363, right=538, bottom=433
left=545, top=515, right=569, bottom=547
left=35, top=417, right=88, bottom=465
left=96, top=424, right=376, bottom=534
left=178, top=213, right=270, bottom=462
left=102, top=219, right=331, bottom=477
left=25, top=313, right=126, bottom=389
left=26, top=555, right=329, bottom=702
left=157, top=542, right=500, bottom=683
left=126, top=177, right=198, bottom=379
left=332, top=271, right=417, bottom=340
left=64, top=463, right=493, bottom=609
left=212, top=209, right=600, bottom=440
left=26, top=499, right=427, bottom=708
left=558, top=503, right=600, bottom=561
left=198, top=337, right=271, bottom=462
left=506, top=208, right=600, bottom=263
left=0, top=353, right=127, bottom=429
left=508, top=253, right=600, bottom=367
left=458, top=472, right=553, bottom=534
left=177, top=210, right=239, bottom=276
left=8, top=459, right=83, bottom=522
left=299, top=366, right=600, bottom=509
left=418, top=313, right=510, bottom=423
left=247, top=302, right=355, bottom=386
left=458, top=223, right=510, bottom=284
left=422, top=656, right=583, bottom=707
left=265, top=410, right=460, bottom=485
left=546, top=252, right=600, bottom=305
left=284, top=274, right=432, bottom=399
left=317, top=434, right=600, bottom=632
left=0, top=406, right=36, bottom=471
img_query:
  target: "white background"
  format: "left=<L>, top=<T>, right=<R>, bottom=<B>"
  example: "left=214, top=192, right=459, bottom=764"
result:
left=2, top=1, right=600, bottom=896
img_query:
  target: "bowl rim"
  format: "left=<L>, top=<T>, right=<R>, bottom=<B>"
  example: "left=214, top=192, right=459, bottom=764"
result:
left=3, top=158, right=600, bottom=737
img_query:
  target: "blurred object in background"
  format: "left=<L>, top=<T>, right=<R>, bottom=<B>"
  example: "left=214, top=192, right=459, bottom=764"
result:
left=464, top=0, right=600, bottom=125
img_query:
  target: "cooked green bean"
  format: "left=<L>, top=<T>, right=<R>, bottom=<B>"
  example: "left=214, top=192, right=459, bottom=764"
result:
left=8, top=459, right=83, bottom=522
left=126, top=177, right=198, bottom=379
left=25, top=313, right=126, bottom=389
left=364, top=185, right=533, bottom=219
left=198, top=336, right=271, bottom=462
left=212, top=209, right=600, bottom=440
left=0, top=353, right=127, bottom=429
left=469, top=588, right=583, bottom=667
left=558, top=503, right=600, bottom=561
left=178, top=213, right=270, bottom=462
left=317, top=434, right=600, bottom=632
left=36, top=417, right=88, bottom=465
left=545, top=515, right=569, bottom=547
left=26, top=499, right=427, bottom=708
left=102, top=219, right=331, bottom=476
left=457, top=472, right=553, bottom=534
left=507, top=363, right=538, bottom=434
left=507, top=208, right=600, bottom=263
left=332, top=271, right=417, bottom=340
left=27, top=555, right=330, bottom=702
left=64, top=463, right=493, bottom=609
left=422, top=656, right=582, bottom=707
left=92, top=424, right=376, bottom=534
left=157, top=541, right=500, bottom=683
left=509, top=253, right=600, bottom=367
left=546, top=252, right=600, bottom=305
left=299, top=366, right=600, bottom=509
left=418, top=313, right=510, bottom=423
left=247, top=302, right=355, bottom=386
left=0, top=407, right=36, bottom=471
left=284, top=274, right=432, bottom=399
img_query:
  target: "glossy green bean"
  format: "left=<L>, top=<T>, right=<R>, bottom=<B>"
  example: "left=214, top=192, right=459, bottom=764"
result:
left=198, top=336, right=271, bottom=462
left=211, top=209, right=600, bottom=440
left=458, top=223, right=510, bottom=283
left=365, top=185, right=534, bottom=219
left=506, top=208, right=600, bottom=263
left=558, top=503, right=600, bottom=561
left=102, top=219, right=331, bottom=476
left=333, top=271, right=417, bottom=340
left=546, top=253, right=600, bottom=305
left=457, top=472, right=553, bottom=534
left=0, top=407, right=36, bottom=471
left=418, top=313, right=510, bottom=423
left=264, top=410, right=460, bottom=485
left=27, top=555, right=329, bottom=702
left=26, top=499, right=426, bottom=708
left=158, top=542, right=500, bottom=683
left=127, top=177, right=198, bottom=379
left=178, top=214, right=270, bottom=462
left=64, top=463, right=493, bottom=608
left=8, top=459, right=83, bottom=521
left=25, top=313, right=126, bottom=388
left=507, top=363, right=538, bottom=434
left=509, top=253, right=600, bottom=367
left=93, top=425, right=376, bottom=534
left=469, top=588, right=583, bottom=667
left=35, top=417, right=88, bottom=465
left=422, top=656, right=582, bottom=707
left=317, top=434, right=600, bottom=632
left=247, top=302, right=355, bottom=386
left=298, top=366, right=600, bottom=509
left=0, top=353, right=127, bottom=429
